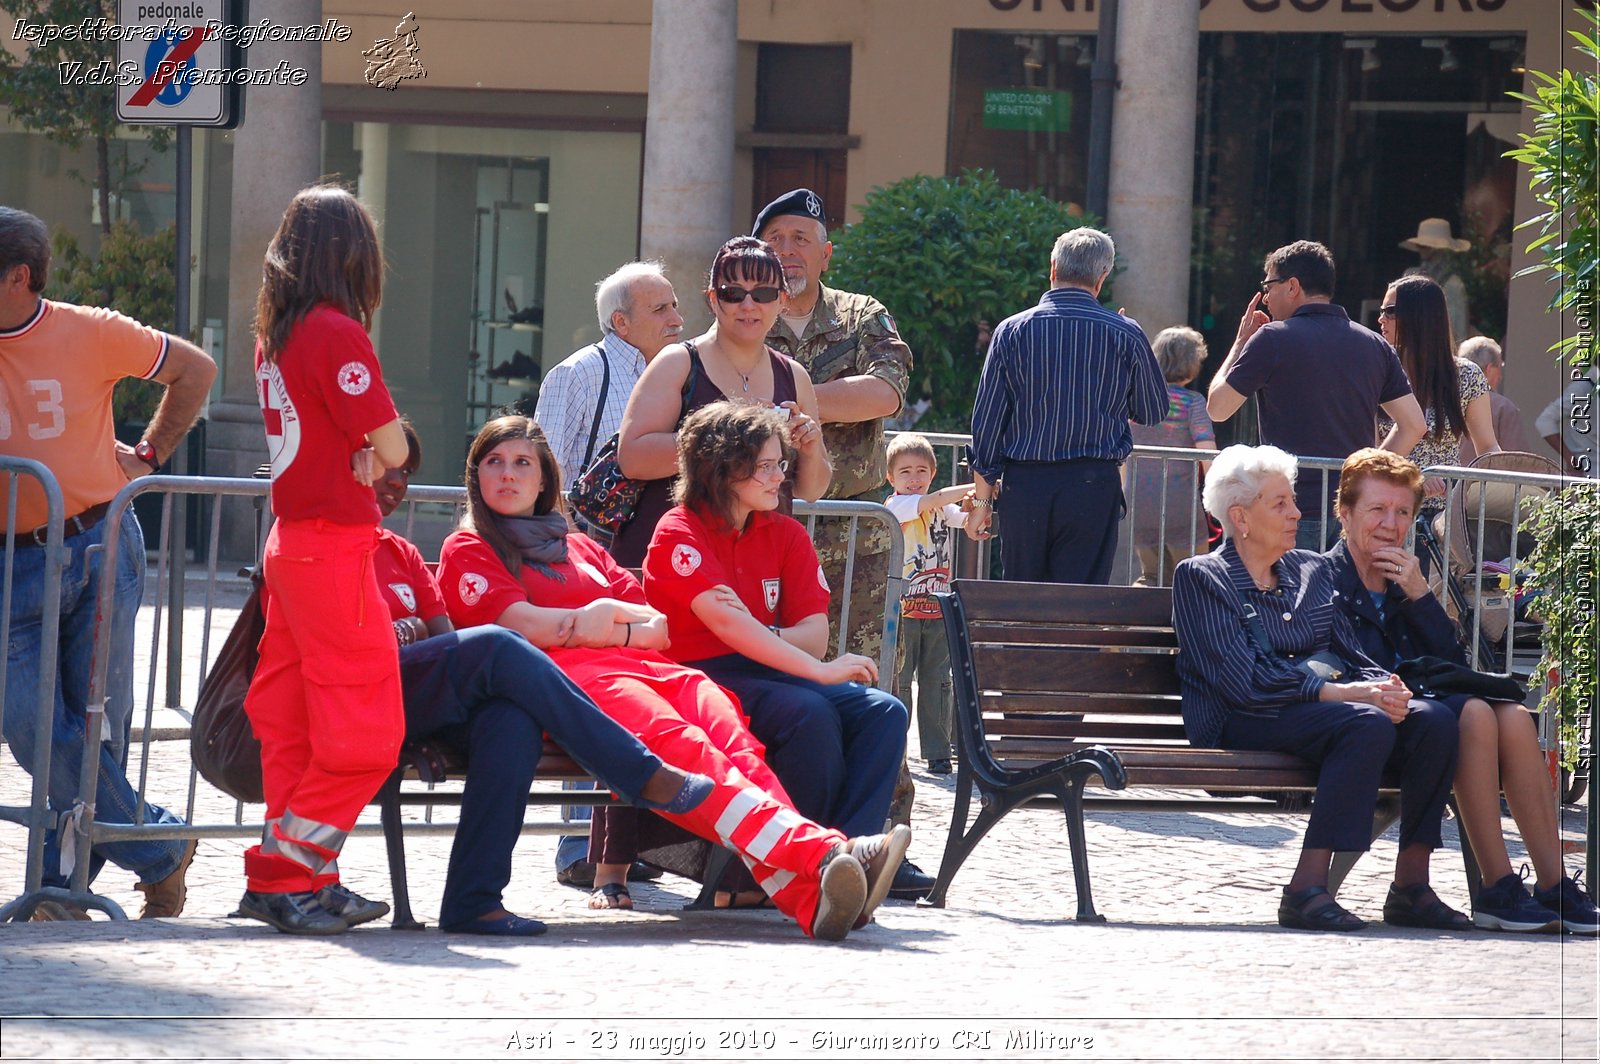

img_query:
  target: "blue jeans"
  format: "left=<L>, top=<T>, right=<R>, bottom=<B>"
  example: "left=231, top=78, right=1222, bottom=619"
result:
left=2, top=510, right=187, bottom=888
left=399, top=626, right=665, bottom=926
left=689, top=654, right=907, bottom=838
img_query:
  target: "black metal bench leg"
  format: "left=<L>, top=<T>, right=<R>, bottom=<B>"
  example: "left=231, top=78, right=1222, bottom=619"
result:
left=1329, top=796, right=1400, bottom=898
left=927, top=762, right=979, bottom=908
left=1448, top=796, right=1484, bottom=906
left=378, top=768, right=426, bottom=930
left=684, top=847, right=740, bottom=911
left=1058, top=777, right=1104, bottom=923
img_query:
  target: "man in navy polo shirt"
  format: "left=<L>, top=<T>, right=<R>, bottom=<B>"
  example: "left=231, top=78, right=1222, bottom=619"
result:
left=1207, top=240, right=1426, bottom=551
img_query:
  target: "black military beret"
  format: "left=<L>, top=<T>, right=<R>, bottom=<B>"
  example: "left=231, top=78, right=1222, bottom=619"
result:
left=753, top=188, right=826, bottom=236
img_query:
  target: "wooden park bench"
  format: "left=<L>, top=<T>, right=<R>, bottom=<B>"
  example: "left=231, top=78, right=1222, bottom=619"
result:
left=927, top=579, right=1486, bottom=922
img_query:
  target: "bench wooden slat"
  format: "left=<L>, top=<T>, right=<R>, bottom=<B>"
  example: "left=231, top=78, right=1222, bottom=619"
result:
left=986, top=721, right=1188, bottom=742
left=973, top=644, right=1179, bottom=695
left=979, top=693, right=1180, bottom=715
left=953, top=578, right=1173, bottom=626
left=967, top=623, right=1176, bottom=648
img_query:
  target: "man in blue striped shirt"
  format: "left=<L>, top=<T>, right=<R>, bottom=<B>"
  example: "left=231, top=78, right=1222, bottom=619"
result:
left=966, top=228, right=1167, bottom=584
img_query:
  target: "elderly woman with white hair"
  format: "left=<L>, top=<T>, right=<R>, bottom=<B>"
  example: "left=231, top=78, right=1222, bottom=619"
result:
left=1171, top=444, right=1465, bottom=933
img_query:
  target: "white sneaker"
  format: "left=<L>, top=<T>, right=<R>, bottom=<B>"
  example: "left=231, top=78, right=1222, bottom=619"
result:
left=849, top=824, right=912, bottom=922
left=812, top=849, right=867, bottom=942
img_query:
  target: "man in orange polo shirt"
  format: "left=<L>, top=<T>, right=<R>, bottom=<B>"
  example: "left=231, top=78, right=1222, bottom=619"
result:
left=1, top=206, right=215, bottom=920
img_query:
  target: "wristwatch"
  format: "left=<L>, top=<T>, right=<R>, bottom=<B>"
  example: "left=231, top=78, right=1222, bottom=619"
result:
left=134, top=439, right=161, bottom=473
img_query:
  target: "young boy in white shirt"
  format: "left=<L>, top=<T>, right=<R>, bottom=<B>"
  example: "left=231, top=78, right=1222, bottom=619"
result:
left=883, top=435, right=971, bottom=774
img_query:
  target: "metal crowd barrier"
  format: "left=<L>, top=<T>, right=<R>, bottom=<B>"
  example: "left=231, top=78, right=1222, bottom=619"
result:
left=0, top=459, right=66, bottom=922
left=36, top=476, right=901, bottom=917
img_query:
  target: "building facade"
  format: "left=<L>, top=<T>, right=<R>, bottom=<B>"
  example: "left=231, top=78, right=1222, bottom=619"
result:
left=0, top=0, right=1583, bottom=487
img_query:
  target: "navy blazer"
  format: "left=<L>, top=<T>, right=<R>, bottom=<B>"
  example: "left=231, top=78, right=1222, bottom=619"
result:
left=1322, top=540, right=1467, bottom=672
left=1172, top=541, right=1388, bottom=747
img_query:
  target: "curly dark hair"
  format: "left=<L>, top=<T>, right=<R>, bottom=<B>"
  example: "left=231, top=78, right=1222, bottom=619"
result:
left=674, top=401, right=792, bottom=528
left=462, top=415, right=566, bottom=574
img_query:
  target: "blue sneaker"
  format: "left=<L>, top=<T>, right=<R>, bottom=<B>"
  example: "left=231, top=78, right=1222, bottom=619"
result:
left=1472, top=872, right=1561, bottom=934
left=1533, top=873, right=1600, bottom=936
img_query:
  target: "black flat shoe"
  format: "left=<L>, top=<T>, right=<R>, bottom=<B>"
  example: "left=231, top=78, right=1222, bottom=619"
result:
left=315, top=883, right=391, bottom=927
left=238, top=890, right=348, bottom=936
left=1278, top=884, right=1366, bottom=932
left=1382, top=882, right=1473, bottom=931
left=444, top=912, right=548, bottom=937
left=886, top=858, right=935, bottom=901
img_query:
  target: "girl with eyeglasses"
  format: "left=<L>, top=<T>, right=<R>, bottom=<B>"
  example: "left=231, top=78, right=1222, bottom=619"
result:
left=1375, top=274, right=1500, bottom=510
left=437, top=414, right=905, bottom=940
left=611, top=236, right=833, bottom=567
left=633, top=401, right=911, bottom=910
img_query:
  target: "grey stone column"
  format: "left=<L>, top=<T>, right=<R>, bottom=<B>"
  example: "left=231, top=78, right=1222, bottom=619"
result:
left=209, top=0, right=323, bottom=557
left=639, top=0, right=737, bottom=335
left=1106, top=0, right=1200, bottom=338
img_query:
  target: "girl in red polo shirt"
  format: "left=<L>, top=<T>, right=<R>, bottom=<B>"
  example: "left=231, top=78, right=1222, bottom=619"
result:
left=438, top=415, right=905, bottom=941
left=642, top=403, right=912, bottom=898
left=241, top=185, right=410, bottom=936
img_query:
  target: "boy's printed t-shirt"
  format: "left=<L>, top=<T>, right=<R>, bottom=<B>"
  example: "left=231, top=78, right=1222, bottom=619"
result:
left=884, top=493, right=967, bottom=620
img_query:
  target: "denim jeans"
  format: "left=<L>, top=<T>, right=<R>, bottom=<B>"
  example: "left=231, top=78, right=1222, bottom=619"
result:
left=689, top=653, right=907, bottom=838
left=400, top=626, right=665, bottom=925
left=2, top=509, right=187, bottom=887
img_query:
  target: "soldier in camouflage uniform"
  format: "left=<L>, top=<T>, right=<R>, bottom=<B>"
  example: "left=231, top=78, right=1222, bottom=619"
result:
left=756, top=189, right=931, bottom=898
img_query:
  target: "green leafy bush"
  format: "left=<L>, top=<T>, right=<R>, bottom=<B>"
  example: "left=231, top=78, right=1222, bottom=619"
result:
left=1504, top=8, right=1599, bottom=368
left=1523, top=482, right=1598, bottom=771
left=44, top=221, right=177, bottom=424
left=828, top=170, right=1107, bottom=431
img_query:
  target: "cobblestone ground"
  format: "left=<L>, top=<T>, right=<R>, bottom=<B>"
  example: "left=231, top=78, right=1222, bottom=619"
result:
left=0, top=582, right=1594, bottom=1062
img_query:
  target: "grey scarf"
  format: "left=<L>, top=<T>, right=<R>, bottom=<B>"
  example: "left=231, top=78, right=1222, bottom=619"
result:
left=499, top=513, right=570, bottom=582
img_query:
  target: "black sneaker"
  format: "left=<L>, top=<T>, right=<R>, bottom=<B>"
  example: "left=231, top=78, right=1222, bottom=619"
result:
left=315, top=883, right=391, bottom=927
left=1532, top=873, right=1600, bottom=936
left=886, top=857, right=936, bottom=901
left=238, top=890, right=348, bottom=936
left=1472, top=872, right=1561, bottom=934
left=926, top=758, right=953, bottom=775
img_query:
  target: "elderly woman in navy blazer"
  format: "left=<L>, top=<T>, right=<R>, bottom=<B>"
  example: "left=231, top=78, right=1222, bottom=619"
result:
left=1171, top=444, right=1464, bottom=933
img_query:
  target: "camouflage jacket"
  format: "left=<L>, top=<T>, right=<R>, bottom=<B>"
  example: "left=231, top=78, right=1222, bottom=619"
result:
left=765, top=284, right=912, bottom=499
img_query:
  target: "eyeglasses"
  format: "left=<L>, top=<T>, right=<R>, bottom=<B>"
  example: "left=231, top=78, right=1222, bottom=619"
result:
left=751, top=459, right=789, bottom=479
left=714, top=284, right=783, bottom=305
left=1259, top=277, right=1290, bottom=296
left=1377, top=304, right=1399, bottom=319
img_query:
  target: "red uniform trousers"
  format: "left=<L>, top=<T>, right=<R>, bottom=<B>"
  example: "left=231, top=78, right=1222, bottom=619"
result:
left=553, top=647, right=846, bottom=937
left=243, top=519, right=404, bottom=893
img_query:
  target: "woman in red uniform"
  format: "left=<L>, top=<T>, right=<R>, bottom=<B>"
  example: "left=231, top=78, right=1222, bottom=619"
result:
left=438, top=415, right=907, bottom=941
left=370, top=421, right=713, bottom=935
left=642, top=402, right=912, bottom=903
left=241, top=185, right=411, bottom=935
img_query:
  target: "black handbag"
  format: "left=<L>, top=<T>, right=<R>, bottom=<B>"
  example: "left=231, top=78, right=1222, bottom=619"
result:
left=1241, top=601, right=1349, bottom=681
left=190, top=570, right=266, bottom=804
left=1395, top=655, right=1528, bottom=703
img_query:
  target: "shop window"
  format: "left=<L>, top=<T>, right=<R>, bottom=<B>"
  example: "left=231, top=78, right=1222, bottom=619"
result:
left=1189, top=32, right=1524, bottom=425
left=947, top=31, right=1095, bottom=209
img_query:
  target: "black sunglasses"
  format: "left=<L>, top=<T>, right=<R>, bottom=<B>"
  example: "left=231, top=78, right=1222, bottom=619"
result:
left=714, top=284, right=783, bottom=305
left=1377, top=304, right=1399, bottom=319
left=1259, top=277, right=1290, bottom=295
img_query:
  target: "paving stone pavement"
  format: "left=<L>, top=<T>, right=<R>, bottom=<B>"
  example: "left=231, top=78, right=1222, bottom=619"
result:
left=0, top=579, right=1595, bottom=1063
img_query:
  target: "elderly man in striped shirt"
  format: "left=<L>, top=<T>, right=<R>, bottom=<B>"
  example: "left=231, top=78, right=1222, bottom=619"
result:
left=966, top=227, right=1167, bottom=584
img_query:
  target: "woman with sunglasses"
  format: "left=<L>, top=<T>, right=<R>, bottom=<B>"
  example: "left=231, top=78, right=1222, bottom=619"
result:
left=1375, top=275, right=1499, bottom=510
left=637, top=402, right=910, bottom=910
left=611, top=236, right=832, bottom=567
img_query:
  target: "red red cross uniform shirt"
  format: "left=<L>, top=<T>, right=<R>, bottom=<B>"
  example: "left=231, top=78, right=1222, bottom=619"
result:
left=372, top=528, right=448, bottom=623
left=438, top=527, right=645, bottom=633
left=255, top=305, right=398, bottom=525
left=643, top=505, right=831, bottom=663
